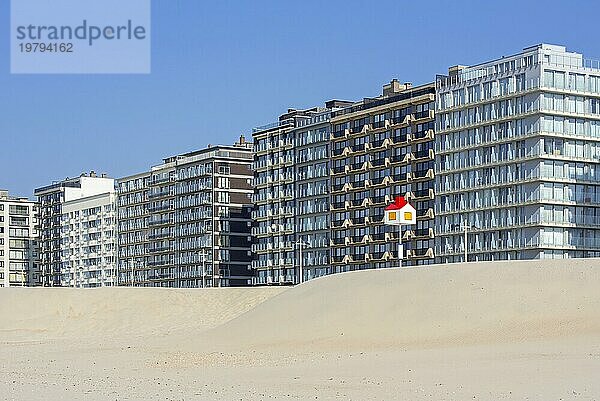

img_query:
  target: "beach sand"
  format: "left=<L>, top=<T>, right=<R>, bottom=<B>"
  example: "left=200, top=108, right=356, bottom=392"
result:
left=1, top=259, right=600, bottom=400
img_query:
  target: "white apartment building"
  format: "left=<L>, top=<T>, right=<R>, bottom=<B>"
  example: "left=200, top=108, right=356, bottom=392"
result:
left=35, top=173, right=116, bottom=286
left=59, top=191, right=117, bottom=287
left=0, top=190, right=40, bottom=287
left=435, top=44, right=600, bottom=262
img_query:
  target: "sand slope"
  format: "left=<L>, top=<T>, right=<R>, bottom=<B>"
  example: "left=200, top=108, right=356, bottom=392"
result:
left=0, top=287, right=287, bottom=342
left=1, top=260, right=600, bottom=400
left=206, top=259, right=600, bottom=350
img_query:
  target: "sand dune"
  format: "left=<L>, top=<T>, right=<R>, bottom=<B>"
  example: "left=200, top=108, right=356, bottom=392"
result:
left=0, top=287, right=287, bottom=342
left=206, top=258, right=600, bottom=350
left=1, top=260, right=600, bottom=400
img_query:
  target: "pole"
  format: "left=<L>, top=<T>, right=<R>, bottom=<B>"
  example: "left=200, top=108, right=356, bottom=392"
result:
left=299, top=241, right=303, bottom=285
left=201, top=250, right=206, bottom=288
left=398, top=224, right=402, bottom=268
left=464, top=224, right=467, bottom=262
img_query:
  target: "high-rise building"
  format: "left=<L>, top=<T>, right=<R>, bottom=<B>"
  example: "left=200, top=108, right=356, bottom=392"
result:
left=117, top=138, right=254, bottom=287
left=435, top=44, right=600, bottom=262
left=252, top=102, right=352, bottom=285
left=252, top=111, right=303, bottom=285
left=329, top=80, right=436, bottom=270
left=293, top=101, right=353, bottom=281
left=59, top=189, right=117, bottom=287
left=34, top=173, right=115, bottom=286
left=0, top=190, right=40, bottom=287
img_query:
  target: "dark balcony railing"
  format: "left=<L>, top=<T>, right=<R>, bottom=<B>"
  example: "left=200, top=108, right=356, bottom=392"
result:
left=372, top=233, right=385, bottom=241
left=371, top=177, right=385, bottom=185
left=414, top=110, right=431, bottom=120
left=414, top=229, right=430, bottom=237
left=371, top=159, right=385, bottom=167
left=372, top=214, right=384, bottom=222
left=413, top=189, right=431, bottom=198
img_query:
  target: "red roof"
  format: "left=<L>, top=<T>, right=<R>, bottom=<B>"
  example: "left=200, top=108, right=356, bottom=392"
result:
left=385, top=196, right=410, bottom=211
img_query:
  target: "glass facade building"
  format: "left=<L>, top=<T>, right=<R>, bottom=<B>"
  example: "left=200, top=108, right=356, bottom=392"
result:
left=435, top=44, right=600, bottom=262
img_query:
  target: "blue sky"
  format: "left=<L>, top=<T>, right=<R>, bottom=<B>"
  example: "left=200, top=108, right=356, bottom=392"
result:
left=2, top=0, right=600, bottom=197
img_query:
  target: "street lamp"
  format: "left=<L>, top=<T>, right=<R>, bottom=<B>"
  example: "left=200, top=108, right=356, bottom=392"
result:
left=198, top=249, right=208, bottom=288
left=452, top=222, right=480, bottom=262
left=130, top=259, right=134, bottom=287
left=294, top=239, right=310, bottom=285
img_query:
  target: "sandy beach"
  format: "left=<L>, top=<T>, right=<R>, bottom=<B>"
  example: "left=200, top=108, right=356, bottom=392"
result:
left=2, top=259, right=600, bottom=400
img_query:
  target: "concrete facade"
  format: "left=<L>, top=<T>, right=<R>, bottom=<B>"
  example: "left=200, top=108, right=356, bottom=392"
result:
left=117, top=139, right=254, bottom=287
left=0, top=190, right=40, bottom=287
left=35, top=174, right=115, bottom=286
left=60, top=191, right=117, bottom=287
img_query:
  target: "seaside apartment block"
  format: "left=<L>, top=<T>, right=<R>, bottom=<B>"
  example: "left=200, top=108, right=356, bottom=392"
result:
left=252, top=102, right=352, bottom=285
left=59, top=189, right=117, bottom=288
left=435, top=44, right=600, bottom=262
left=252, top=81, right=436, bottom=284
left=252, top=112, right=300, bottom=284
left=329, top=81, right=436, bottom=269
left=117, top=139, right=254, bottom=287
left=0, top=190, right=40, bottom=287
left=34, top=173, right=116, bottom=286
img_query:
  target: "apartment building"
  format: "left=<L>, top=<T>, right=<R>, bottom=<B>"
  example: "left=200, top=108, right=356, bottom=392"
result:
left=117, top=138, right=254, bottom=287
left=59, top=190, right=117, bottom=287
left=252, top=102, right=353, bottom=285
left=435, top=43, right=600, bottom=262
left=0, top=190, right=40, bottom=287
left=329, top=80, right=436, bottom=270
left=35, top=173, right=115, bottom=286
left=252, top=112, right=299, bottom=285
left=294, top=102, right=353, bottom=281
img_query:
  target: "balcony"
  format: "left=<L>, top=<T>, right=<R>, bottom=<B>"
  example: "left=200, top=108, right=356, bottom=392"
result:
left=414, top=109, right=434, bottom=121
left=148, top=232, right=172, bottom=240
left=148, top=191, right=174, bottom=199
left=147, top=260, right=173, bottom=268
left=332, top=166, right=345, bottom=174
left=332, top=130, right=345, bottom=139
left=332, top=148, right=345, bottom=157
left=148, top=218, right=174, bottom=227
